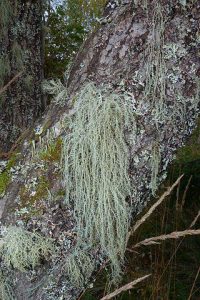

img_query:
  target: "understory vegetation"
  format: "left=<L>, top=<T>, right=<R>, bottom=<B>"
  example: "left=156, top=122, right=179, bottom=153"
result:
left=80, top=165, right=200, bottom=300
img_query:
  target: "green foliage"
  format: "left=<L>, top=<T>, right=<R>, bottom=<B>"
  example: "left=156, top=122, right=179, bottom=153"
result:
left=66, top=0, right=107, bottom=29
left=65, top=247, right=95, bottom=287
left=63, top=83, right=135, bottom=280
left=0, top=226, right=55, bottom=272
left=45, top=0, right=106, bottom=78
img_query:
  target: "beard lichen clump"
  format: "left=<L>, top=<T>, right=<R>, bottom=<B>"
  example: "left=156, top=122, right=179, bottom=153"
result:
left=63, top=83, right=135, bottom=280
left=0, top=226, right=55, bottom=272
left=0, top=270, right=15, bottom=300
left=65, top=247, right=95, bottom=287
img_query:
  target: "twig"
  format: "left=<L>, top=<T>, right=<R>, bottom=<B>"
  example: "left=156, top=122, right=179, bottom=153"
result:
left=187, top=265, right=200, bottom=300
left=0, top=71, right=23, bottom=95
left=190, top=210, right=200, bottom=228
left=132, top=229, right=200, bottom=248
left=128, top=174, right=184, bottom=238
left=100, top=274, right=151, bottom=300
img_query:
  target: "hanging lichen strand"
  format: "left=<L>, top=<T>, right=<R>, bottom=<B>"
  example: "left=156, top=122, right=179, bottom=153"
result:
left=63, top=83, right=135, bottom=280
left=139, top=2, right=200, bottom=197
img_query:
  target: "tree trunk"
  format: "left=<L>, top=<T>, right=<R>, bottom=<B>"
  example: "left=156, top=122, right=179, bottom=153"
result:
left=0, top=0, right=44, bottom=153
left=0, top=1, right=199, bottom=299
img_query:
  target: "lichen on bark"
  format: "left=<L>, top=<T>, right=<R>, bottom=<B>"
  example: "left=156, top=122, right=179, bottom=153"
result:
left=0, top=0, right=199, bottom=299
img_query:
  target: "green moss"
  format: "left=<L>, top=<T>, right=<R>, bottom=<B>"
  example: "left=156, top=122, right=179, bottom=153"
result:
left=0, top=226, right=55, bottom=272
left=39, top=137, right=62, bottom=162
left=176, top=118, right=200, bottom=163
left=6, top=153, right=18, bottom=170
left=56, top=189, right=65, bottom=197
left=0, top=154, right=18, bottom=196
left=19, top=176, right=50, bottom=208
left=0, top=172, right=10, bottom=196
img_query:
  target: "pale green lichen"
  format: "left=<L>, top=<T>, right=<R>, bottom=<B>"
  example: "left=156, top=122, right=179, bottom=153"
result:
left=43, top=79, right=68, bottom=106
left=65, top=247, right=95, bottom=287
left=0, top=271, right=15, bottom=300
left=150, top=143, right=161, bottom=196
left=0, top=226, right=55, bottom=272
left=63, top=83, right=135, bottom=280
left=144, top=2, right=166, bottom=125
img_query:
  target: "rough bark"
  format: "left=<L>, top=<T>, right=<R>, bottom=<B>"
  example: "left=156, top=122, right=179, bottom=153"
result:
left=0, top=0, right=199, bottom=299
left=0, top=0, right=44, bottom=153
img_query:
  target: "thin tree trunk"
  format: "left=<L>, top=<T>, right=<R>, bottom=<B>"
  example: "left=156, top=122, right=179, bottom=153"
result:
left=0, top=0, right=44, bottom=152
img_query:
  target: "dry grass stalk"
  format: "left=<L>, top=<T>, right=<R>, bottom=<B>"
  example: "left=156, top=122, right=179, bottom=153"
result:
left=100, top=274, right=151, bottom=300
left=180, top=175, right=192, bottom=211
left=128, top=174, right=184, bottom=238
left=190, top=210, right=200, bottom=228
left=187, top=265, right=200, bottom=300
left=0, top=71, right=23, bottom=95
left=133, top=229, right=200, bottom=248
left=150, top=210, right=200, bottom=291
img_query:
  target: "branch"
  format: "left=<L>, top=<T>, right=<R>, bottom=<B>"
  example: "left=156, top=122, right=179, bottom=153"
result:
left=100, top=274, right=151, bottom=300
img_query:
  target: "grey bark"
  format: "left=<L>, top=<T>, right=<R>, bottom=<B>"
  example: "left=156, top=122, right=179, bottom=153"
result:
left=0, top=0, right=44, bottom=153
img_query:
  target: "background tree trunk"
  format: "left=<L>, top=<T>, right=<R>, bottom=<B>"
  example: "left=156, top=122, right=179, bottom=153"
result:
left=0, top=0, right=44, bottom=153
left=0, top=0, right=199, bottom=299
